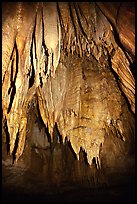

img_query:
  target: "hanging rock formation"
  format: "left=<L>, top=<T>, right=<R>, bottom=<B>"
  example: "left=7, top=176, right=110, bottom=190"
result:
left=2, top=2, right=135, bottom=193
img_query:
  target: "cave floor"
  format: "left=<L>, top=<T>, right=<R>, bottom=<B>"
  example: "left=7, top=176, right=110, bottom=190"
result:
left=2, top=162, right=135, bottom=202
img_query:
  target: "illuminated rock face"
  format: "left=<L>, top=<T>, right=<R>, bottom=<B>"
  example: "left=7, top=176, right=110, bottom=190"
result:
left=2, top=2, right=135, bottom=193
left=37, top=54, right=134, bottom=168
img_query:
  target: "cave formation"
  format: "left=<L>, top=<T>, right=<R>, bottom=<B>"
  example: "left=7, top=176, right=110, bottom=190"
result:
left=2, top=2, right=135, bottom=202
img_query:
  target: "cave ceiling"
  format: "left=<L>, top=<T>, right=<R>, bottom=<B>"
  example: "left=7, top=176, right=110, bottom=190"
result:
left=2, top=2, right=135, bottom=166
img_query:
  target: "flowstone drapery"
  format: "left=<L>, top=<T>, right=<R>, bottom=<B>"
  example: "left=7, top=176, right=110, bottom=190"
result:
left=2, top=2, right=135, bottom=167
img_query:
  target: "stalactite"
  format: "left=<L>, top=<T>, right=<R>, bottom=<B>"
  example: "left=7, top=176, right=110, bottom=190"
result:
left=43, top=2, right=61, bottom=78
left=2, top=2, right=135, bottom=165
left=15, top=114, right=27, bottom=162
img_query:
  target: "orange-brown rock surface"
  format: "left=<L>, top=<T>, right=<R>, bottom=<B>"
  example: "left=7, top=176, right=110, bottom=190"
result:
left=2, top=3, right=135, bottom=195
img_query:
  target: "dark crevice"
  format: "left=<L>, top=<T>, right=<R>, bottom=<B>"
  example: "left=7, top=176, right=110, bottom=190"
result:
left=7, top=86, right=16, bottom=113
left=32, top=15, right=37, bottom=60
left=116, top=128, right=125, bottom=142
left=3, top=117, right=10, bottom=154
left=10, top=41, right=16, bottom=60
left=10, top=59, right=14, bottom=88
left=7, top=41, right=18, bottom=113
left=53, top=122, right=63, bottom=145
left=41, top=6, right=49, bottom=76
left=39, top=73, right=43, bottom=88
left=45, top=126, right=51, bottom=144
left=29, top=58, right=35, bottom=88
left=29, top=15, right=37, bottom=89
left=92, top=157, right=96, bottom=165
left=51, top=123, right=61, bottom=151
left=8, top=59, right=14, bottom=95
left=80, top=147, right=88, bottom=165
left=65, top=138, right=77, bottom=160
left=51, top=53, right=54, bottom=67
left=36, top=98, right=51, bottom=144
left=129, top=60, right=135, bottom=79
left=12, top=130, right=19, bottom=163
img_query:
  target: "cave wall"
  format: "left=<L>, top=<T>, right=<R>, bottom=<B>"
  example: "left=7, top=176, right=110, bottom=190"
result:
left=2, top=2, right=135, bottom=193
left=16, top=53, right=134, bottom=188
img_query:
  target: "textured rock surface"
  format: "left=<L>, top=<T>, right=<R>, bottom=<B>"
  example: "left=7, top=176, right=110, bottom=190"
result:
left=2, top=2, right=135, bottom=202
left=96, top=2, right=135, bottom=56
left=2, top=2, right=135, bottom=162
left=37, top=53, right=134, bottom=168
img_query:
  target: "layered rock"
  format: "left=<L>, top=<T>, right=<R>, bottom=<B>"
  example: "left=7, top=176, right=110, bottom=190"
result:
left=2, top=2, right=135, bottom=170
